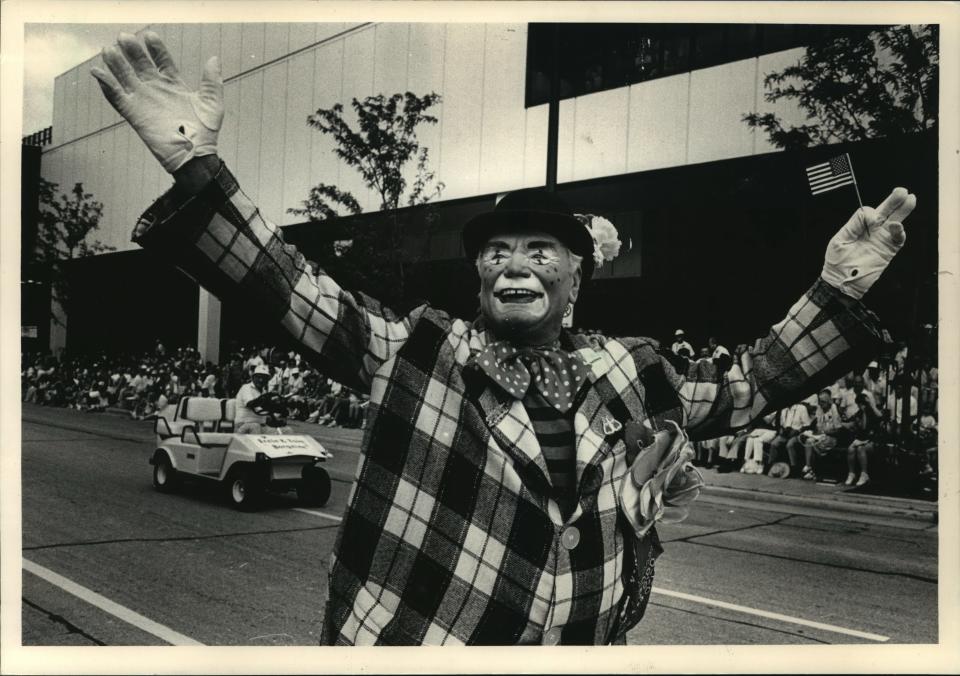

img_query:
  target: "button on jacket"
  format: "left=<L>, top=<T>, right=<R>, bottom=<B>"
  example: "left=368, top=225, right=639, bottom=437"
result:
left=132, top=163, right=886, bottom=645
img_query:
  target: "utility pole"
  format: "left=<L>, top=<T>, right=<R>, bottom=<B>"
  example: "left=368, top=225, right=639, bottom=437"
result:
left=545, top=24, right=560, bottom=192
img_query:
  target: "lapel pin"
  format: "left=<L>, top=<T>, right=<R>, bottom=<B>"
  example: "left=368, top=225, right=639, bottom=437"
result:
left=601, top=415, right=623, bottom=436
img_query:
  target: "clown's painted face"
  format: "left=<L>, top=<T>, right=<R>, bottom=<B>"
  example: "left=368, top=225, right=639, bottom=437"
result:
left=477, top=230, right=582, bottom=346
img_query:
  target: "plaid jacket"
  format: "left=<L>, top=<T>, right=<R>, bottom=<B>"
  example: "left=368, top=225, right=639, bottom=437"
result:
left=133, top=163, right=885, bottom=645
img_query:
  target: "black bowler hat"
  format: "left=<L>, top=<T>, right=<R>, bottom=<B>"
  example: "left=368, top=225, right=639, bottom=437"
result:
left=462, top=188, right=596, bottom=278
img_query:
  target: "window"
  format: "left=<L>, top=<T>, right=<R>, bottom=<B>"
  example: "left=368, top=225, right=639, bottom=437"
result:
left=526, top=23, right=884, bottom=107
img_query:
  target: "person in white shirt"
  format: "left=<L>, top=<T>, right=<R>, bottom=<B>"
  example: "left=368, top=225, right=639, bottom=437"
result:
left=708, top=336, right=732, bottom=373
left=286, top=367, right=304, bottom=394
left=268, top=368, right=284, bottom=394
left=131, top=370, right=146, bottom=393
left=234, top=365, right=271, bottom=434
left=671, top=329, right=694, bottom=358
left=740, top=411, right=779, bottom=474
left=767, top=401, right=812, bottom=472
left=797, top=389, right=847, bottom=480
left=201, top=370, right=218, bottom=397
left=862, top=361, right=886, bottom=401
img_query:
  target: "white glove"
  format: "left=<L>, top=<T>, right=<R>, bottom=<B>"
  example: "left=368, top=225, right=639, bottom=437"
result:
left=821, top=188, right=916, bottom=300
left=92, top=31, right=223, bottom=173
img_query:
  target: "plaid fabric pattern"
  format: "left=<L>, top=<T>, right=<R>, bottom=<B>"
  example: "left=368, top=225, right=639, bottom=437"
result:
left=133, top=162, right=886, bottom=645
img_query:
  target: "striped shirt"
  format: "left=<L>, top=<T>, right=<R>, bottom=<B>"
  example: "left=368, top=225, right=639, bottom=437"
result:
left=524, top=389, right=577, bottom=519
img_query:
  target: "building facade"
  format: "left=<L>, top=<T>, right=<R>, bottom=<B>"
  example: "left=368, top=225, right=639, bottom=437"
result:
left=36, top=22, right=937, bottom=360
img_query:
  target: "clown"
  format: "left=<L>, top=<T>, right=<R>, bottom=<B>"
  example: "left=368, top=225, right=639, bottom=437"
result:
left=93, top=32, right=915, bottom=645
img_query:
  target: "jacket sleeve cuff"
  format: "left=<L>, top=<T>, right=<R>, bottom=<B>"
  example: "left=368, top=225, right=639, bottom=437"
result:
left=131, top=160, right=232, bottom=251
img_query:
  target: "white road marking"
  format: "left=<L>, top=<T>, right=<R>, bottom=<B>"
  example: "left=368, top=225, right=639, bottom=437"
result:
left=293, top=507, right=343, bottom=522
left=651, top=586, right=890, bottom=642
left=22, top=558, right=204, bottom=646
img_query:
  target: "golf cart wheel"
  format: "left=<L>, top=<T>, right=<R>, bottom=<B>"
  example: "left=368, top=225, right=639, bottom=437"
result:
left=152, top=452, right=179, bottom=492
left=298, top=466, right=332, bottom=507
left=225, top=466, right=262, bottom=511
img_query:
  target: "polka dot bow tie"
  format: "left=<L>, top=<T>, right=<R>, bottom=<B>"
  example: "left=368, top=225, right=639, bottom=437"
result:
left=475, top=341, right=589, bottom=413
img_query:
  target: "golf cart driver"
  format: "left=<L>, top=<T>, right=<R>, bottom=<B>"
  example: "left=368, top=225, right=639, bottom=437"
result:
left=235, top=364, right=271, bottom=434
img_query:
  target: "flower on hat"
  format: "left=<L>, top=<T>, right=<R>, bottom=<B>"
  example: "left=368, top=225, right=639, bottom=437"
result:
left=576, top=214, right=622, bottom=268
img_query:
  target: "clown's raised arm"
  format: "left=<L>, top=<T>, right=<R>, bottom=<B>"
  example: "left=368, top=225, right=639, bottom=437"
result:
left=94, top=32, right=425, bottom=393
left=655, top=184, right=914, bottom=442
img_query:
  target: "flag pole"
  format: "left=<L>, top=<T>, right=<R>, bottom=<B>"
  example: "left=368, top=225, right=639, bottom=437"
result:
left=846, top=152, right=864, bottom=208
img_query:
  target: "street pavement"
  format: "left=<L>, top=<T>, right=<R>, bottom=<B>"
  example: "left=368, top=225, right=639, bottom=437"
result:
left=19, top=404, right=938, bottom=646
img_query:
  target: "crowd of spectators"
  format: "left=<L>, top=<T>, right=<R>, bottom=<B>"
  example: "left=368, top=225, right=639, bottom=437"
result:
left=669, top=329, right=939, bottom=489
left=21, top=340, right=369, bottom=430
left=23, top=326, right=939, bottom=486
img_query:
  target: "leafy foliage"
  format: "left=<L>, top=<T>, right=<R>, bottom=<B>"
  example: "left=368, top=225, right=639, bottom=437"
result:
left=289, top=92, right=444, bottom=306
left=35, top=179, right=111, bottom=261
left=33, top=179, right=114, bottom=323
left=744, top=25, right=938, bottom=150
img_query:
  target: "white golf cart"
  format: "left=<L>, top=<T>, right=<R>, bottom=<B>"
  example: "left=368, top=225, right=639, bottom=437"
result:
left=150, top=393, right=333, bottom=509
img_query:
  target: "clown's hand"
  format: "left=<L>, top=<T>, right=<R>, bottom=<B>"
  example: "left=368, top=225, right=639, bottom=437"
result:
left=92, top=32, right=222, bottom=174
left=619, top=420, right=704, bottom=537
left=821, top=188, right=916, bottom=300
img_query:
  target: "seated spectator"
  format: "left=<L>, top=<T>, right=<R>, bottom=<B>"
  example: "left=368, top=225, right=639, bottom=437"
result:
left=23, top=378, right=38, bottom=403
left=670, top=329, right=694, bottom=358
left=885, top=375, right=919, bottom=434
left=200, top=367, right=218, bottom=397
left=845, top=390, right=884, bottom=487
left=85, top=382, right=107, bottom=412
left=695, top=437, right=719, bottom=468
left=835, top=373, right=860, bottom=420
left=155, top=386, right=173, bottom=417
left=715, top=429, right=750, bottom=473
left=741, top=411, right=778, bottom=474
left=862, top=361, right=886, bottom=404
left=797, top=389, right=848, bottom=481
left=221, top=353, right=246, bottom=400
left=708, top=337, right=732, bottom=373
left=315, top=379, right=344, bottom=425
left=918, top=403, right=937, bottom=477
left=346, top=390, right=365, bottom=429
left=767, top=401, right=812, bottom=473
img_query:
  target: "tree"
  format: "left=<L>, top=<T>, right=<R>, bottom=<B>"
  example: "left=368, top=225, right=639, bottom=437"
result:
left=744, top=25, right=938, bottom=151
left=32, top=179, right=114, bottom=324
left=289, top=92, right=444, bottom=305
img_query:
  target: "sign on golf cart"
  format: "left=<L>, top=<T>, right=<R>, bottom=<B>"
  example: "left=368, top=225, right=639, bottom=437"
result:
left=149, top=396, right=333, bottom=510
left=250, top=435, right=314, bottom=453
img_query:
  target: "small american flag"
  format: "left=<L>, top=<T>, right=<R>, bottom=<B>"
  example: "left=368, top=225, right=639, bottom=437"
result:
left=806, top=155, right=856, bottom=195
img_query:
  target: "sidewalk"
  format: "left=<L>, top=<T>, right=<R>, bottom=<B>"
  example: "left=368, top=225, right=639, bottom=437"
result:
left=21, top=404, right=937, bottom=528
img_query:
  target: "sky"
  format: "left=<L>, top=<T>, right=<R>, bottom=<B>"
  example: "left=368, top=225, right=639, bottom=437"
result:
left=22, top=23, right=144, bottom=135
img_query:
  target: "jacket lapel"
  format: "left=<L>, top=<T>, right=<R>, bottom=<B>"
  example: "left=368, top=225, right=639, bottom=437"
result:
left=463, top=328, right=552, bottom=497
left=566, top=335, right=633, bottom=483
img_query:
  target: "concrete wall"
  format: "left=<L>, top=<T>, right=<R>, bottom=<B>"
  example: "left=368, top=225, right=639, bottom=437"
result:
left=42, top=22, right=808, bottom=254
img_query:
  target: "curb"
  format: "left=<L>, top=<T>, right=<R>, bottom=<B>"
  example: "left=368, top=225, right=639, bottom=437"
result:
left=701, top=484, right=937, bottom=525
